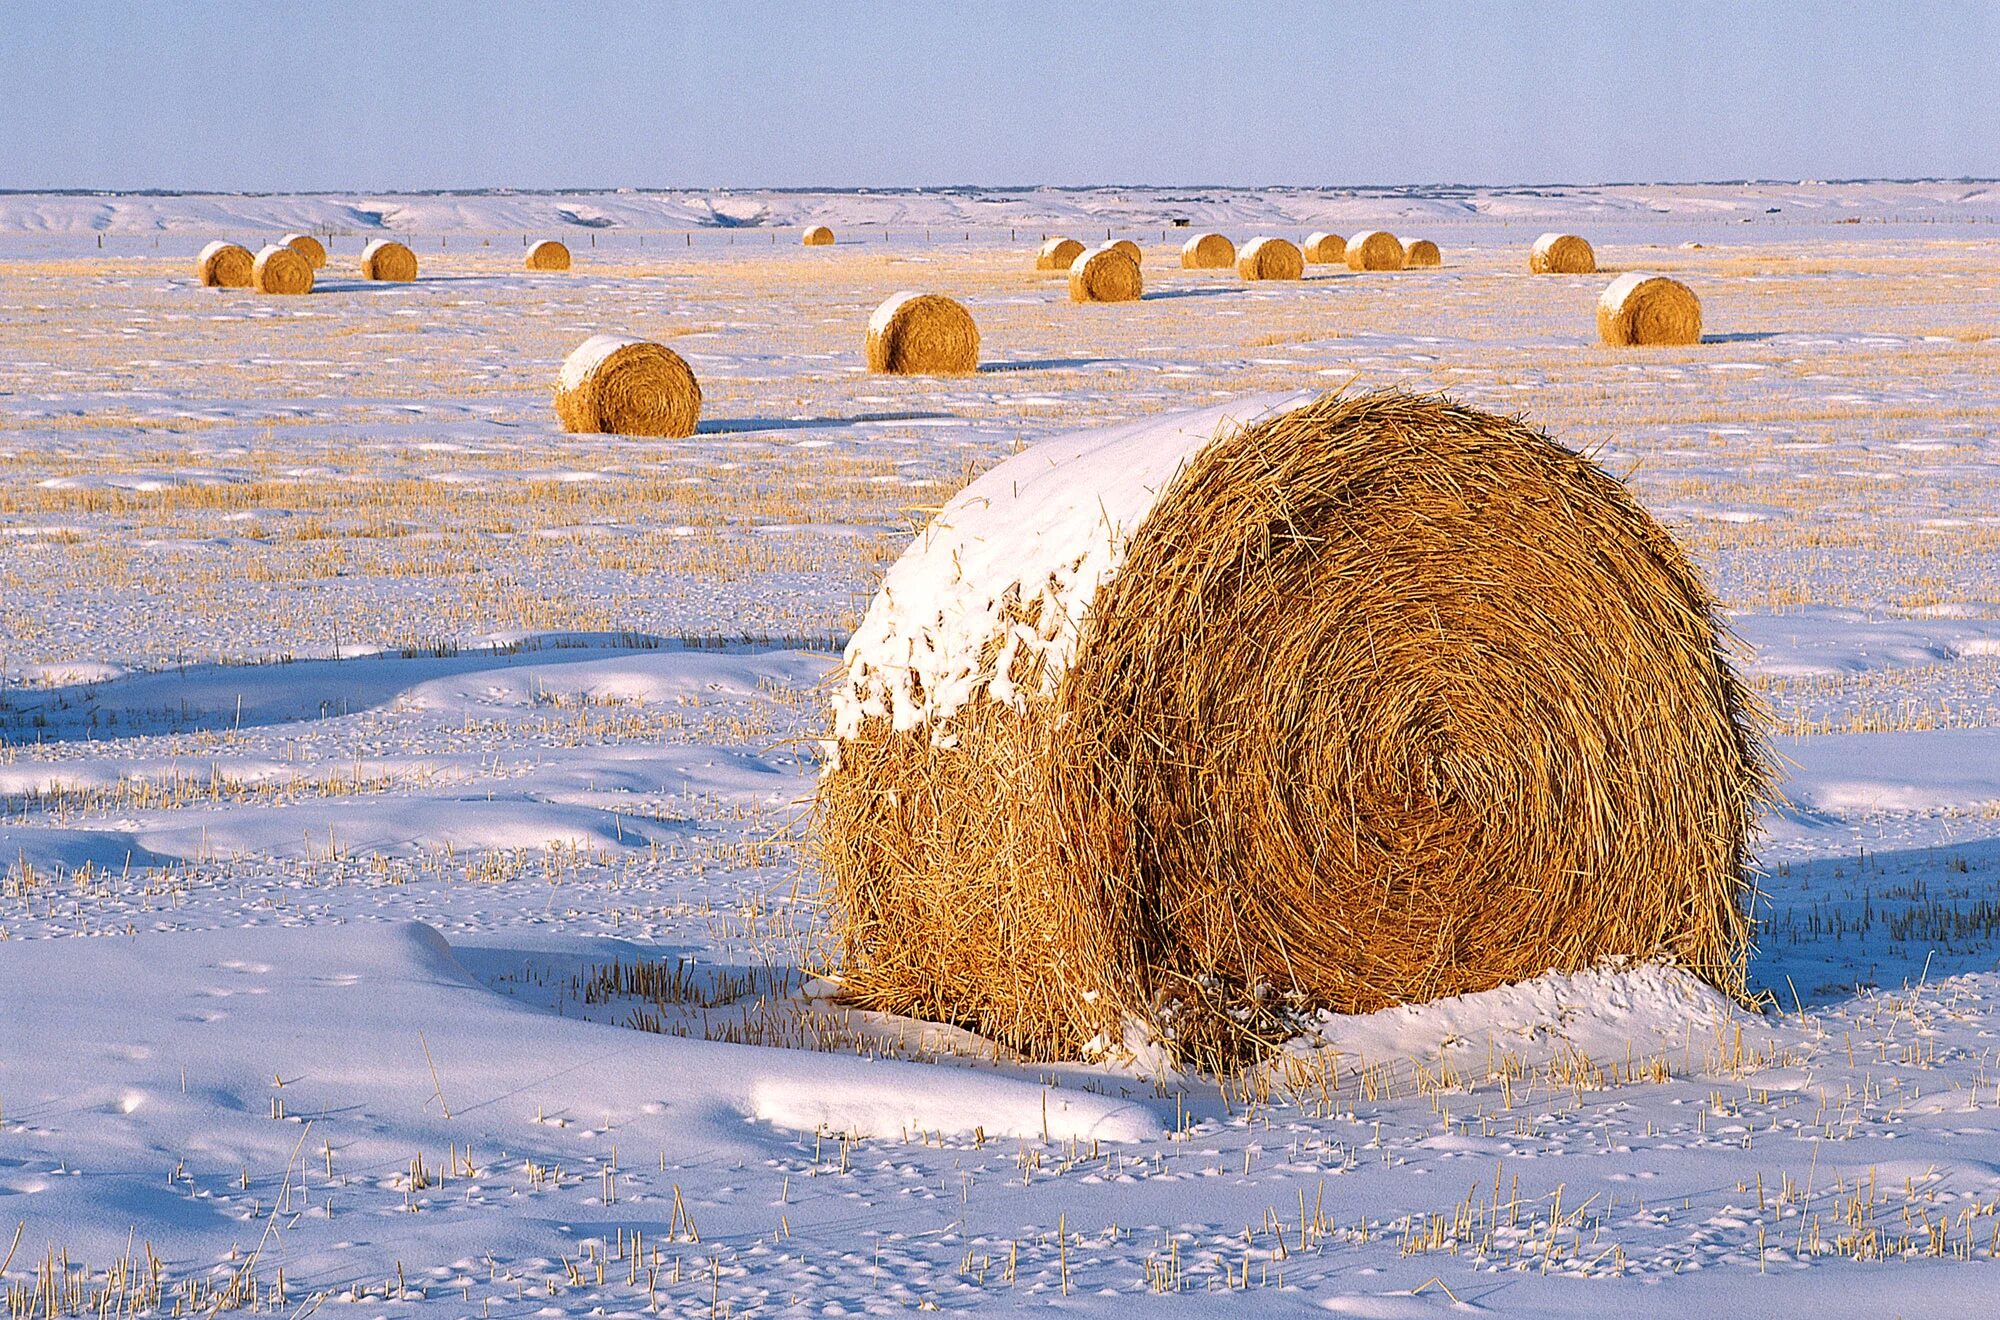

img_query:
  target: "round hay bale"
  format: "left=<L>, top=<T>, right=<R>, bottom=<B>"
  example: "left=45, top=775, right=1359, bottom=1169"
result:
left=552, top=335, right=701, bottom=437
left=359, top=239, right=418, bottom=282
left=819, top=390, right=1765, bottom=1064
left=250, top=243, right=314, bottom=296
left=281, top=233, right=327, bottom=269
left=525, top=239, right=572, bottom=271
left=803, top=225, right=836, bottom=247
left=1303, top=232, right=1346, bottom=264
left=1597, top=273, right=1702, bottom=346
left=1036, top=237, right=1086, bottom=271
left=1531, top=232, right=1596, bottom=274
left=196, top=241, right=254, bottom=288
left=1110, top=238, right=1142, bottom=265
left=1179, top=232, right=1236, bottom=269
left=1344, top=230, right=1405, bottom=271
left=1237, top=236, right=1304, bottom=281
left=1068, top=245, right=1143, bottom=303
left=867, top=292, right=980, bottom=375
left=1404, top=238, right=1442, bottom=268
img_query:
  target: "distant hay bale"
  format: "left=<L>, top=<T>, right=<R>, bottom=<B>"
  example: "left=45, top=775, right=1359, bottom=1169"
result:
left=1068, top=245, right=1143, bottom=303
left=1597, top=273, right=1703, bottom=347
left=1179, top=232, right=1235, bottom=269
left=1344, top=230, right=1405, bottom=271
left=1531, top=232, right=1596, bottom=274
left=1303, top=232, right=1346, bottom=264
left=552, top=335, right=701, bottom=437
left=866, top=292, right=980, bottom=375
left=1110, top=239, right=1142, bottom=265
left=359, top=239, right=418, bottom=282
left=1036, top=237, right=1086, bottom=270
left=196, top=241, right=254, bottom=288
left=818, top=390, right=1766, bottom=1065
left=250, top=244, right=314, bottom=296
left=1404, top=239, right=1441, bottom=268
left=525, top=239, right=572, bottom=271
left=281, top=233, right=327, bottom=269
left=1237, top=236, right=1304, bottom=281
left=803, top=225, right=836, bottom=247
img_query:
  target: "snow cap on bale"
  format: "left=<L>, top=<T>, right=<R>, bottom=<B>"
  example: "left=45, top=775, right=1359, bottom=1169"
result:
left=1404, top=238, right=1441, bottom=267
left=1345, top=230, right=1405, bottom=271
left=1599, top=273, right=1702, bottom=346
left=196, top=241, right=253, bottom=288
left=1036, top=236, right=1086, bottom=270
left=360, top=239, right=418, bottom=282
left=866, top=292, right=980, bottom=375
left=1237, top=236, right=1304, bottom=281
left=281, top=233, right=327, bottom=269
left=1531, top=232, right=1596, bottom=274
left=1303, top=232, right=1346, bottom=264
left=803, top=225, right=835, bottom=246
left=1069, top=245, right=1143, bottom=303
left=525, top=239, right=572, bottom=271
left=1179, top=232, right=1236, bottom=269
left=251, top=243, right=314, bottom=295
left=553, top=334, right=701, bottom=437
left=818, top=391, right=1767, bottom=1068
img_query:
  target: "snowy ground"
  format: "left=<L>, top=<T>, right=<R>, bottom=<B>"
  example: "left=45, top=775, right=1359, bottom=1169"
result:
left=3, top=184, right=1999, bottom=1316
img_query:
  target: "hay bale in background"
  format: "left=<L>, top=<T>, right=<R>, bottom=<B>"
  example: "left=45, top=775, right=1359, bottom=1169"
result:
left=1344, top=230, right=1405, bottom=271
left=1179, top=232, right=1236, bottom=269
left=819, top=391, right=1765, bottom=1064
left=1111, top=238, right=1143, bottom=265
left=1404, top=238, right=1442, bottom=267
left=1303, top=232, right=1347, bottom=264
left=1531, top=232, right=1596, bottom=274
left=196, top=241, right=254, bottom=288
left=866, top=292, right=980, bottom=375
left=552, top=335, right=701, bottom=437
left=359, top=239, right=418, bottom=282
left=250, top=244, right=314, bottom=295
left=525, top=239, right=572, bottom=271
left=1237, top=236, right=1304, bottom=281
left=1598, top=273, right=1703, bottom=346
left=281, top=233, right=327, bottom=269
left=1036, top=237, right=1086, bottom=270
left=803, top=225, right=836, bottom=247
left=1069, top=245, right=1143, bottom=303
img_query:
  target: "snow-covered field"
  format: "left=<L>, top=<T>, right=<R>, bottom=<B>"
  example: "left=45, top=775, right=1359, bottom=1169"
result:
left=3, top=183, right=1999, bottom=1316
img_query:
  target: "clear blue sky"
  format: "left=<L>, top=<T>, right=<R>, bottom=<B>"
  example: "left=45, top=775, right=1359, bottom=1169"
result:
left=4, top=0, right=1995, bottom=192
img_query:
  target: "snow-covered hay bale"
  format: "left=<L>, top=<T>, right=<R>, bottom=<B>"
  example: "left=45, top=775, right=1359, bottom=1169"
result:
left=250, top=243, right=314, bottom=295
left=281, top=233, right=327, bottom=269
left=866, top=292, right=980, bottom=375
left=1597, top=273, right=1702, bottom=346
left=1404, top=238, right=1442, bottom=268
left=1179, top=232, right=1235, bottom=269
left=1036, top=237, right=1086, bottom=271
left=196, top=241, right=254, bottom=288
left=1344, top=230, right=1405, bottom=271
left=1303, top=232, right=1346, bottom=264
left=803, top=225, right=836, bottom=247
left=1068, top=246, right=1143, bottom=303
left=818, top=391, right=1765, bottom=1065
left=1110, top=239, right=1142, bottom=265
left=1237, top=236, right=1304, bottom=281
left=359, top=239, right=418, bottom=282
left=1531, top=232, right=1596, bottom=274
left=525, top=239, right=572, bottom=271
left=552, top=335, right=701, bottom=437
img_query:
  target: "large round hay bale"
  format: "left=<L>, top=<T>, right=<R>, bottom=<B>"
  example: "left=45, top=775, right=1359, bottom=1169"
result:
left=552, top=335, right=701, bottom=437
left=196, top=241, right=254, bottom=288
left=1237, top=236, right=1304, bottom=281
left=1036, top=237, right=1086, bottom=271
left=1068, top=245, right=1143, bottom=303
left=281, top=233, right=327, bottom=269
left=1179, top=232, right=1236, bottom=269
left=1110, top=238, right=1142, bottom=265
left=866, top=292, right=980, bottom=375
left=359, top=239, right=418, bottom=282
left=1598, top=273, right=1703, bottom=346
left=525, top=239, right=572, bottom=271
left=819, top=391, right=1765, bottom=1064
left=803, top=225, right=836, bottom=247
left=1531, top=232, right=1596, bottom=274
left=251, top=243, right=314, bottom=295
left=1303, top=232, right=1346, bottom=264
left=1344, top=230, right=1405, bottom=271
left=1404, top=238, right=1442, bottom=268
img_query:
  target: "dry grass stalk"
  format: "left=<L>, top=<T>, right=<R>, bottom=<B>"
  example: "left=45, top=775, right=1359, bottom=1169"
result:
left=1344, top=230, right=1405, bottom=271
left=1237, top=237, right=1304, bottom=281
left=196, top=241, right=253, bottom=288
left=1303, top=232, right=1346, bottom=264
left=525, top=239, right=572, bottom=271
left=819, top=391, right=1767, bottom=1065
left=802, top=225, right=836, bottom=247
left=1531, top=233, right=1595, bottom=274
left=1179, top=233, right=1236, bottom=269
left=251, top=244, right=314, bottom=295
left=1598, top=273, right=1703, bottom=346
left=1068, top=246, right=1143, bottom=303
left=360, top=239, right=419, bottom=282
left=1404, top=238, right=1442, bottom=267
left=1036, top=237, right=1086, bottom=271
left=866, top=292, right=980, bottom=374
left=552, top=335, right=701, bottom=437
left=280, top=233, right=327, bottom=269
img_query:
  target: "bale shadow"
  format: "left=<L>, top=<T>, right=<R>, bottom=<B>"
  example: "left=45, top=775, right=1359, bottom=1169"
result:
left=698, top=411, right=953, bottom=434
left=980, top=358, right=1111, bottom=373
left=1142, top=286, right=1241, bottom=301
left=1702, top=332, right=1783, bottom=344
